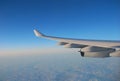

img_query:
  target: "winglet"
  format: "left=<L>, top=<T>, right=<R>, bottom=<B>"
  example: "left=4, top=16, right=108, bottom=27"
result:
left=33, top=29, right=45, bottom=37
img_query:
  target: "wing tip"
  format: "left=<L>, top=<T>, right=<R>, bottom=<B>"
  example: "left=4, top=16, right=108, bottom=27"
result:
left=33, top=29, right=45, bottom=37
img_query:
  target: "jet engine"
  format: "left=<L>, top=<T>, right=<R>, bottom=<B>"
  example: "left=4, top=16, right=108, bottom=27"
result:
left=79, top=46, right=115, bottom=57
left=81, top=46, right=115, bottom=52
left=80, top=51, right=111, bottom=57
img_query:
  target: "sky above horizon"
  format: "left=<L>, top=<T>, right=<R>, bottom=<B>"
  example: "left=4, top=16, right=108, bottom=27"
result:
left=0, top=0, right=120, bottom=54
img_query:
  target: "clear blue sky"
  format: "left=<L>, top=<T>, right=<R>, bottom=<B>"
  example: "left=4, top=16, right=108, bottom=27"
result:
left=0, top=0, right=120, bottom=50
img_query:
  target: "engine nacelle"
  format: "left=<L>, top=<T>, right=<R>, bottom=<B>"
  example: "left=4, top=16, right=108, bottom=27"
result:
left=64, top=44, right=87, bottom=48
left=80, top=51, right=110, bottom=58
left=81, top=46, right=115, bottom=52
left=110, top=51, right=120, bottom=57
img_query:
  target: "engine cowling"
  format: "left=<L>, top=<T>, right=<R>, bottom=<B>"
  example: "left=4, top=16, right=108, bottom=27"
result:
left=79, top=46, right=115, bottom=58
left=81, top=46, right=115, bottom=52
left=80, top=51, right=110, bottom=58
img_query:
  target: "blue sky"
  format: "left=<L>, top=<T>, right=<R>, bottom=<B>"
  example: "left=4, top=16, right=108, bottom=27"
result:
left=0, top=0, right=120, bottom=53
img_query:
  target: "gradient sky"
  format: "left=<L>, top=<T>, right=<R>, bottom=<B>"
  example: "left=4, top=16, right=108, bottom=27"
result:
left=0, top=0, right=120, bottom=54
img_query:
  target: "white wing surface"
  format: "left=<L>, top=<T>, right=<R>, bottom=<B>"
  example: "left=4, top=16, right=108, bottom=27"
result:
left=33, top=29, right=120, bottom=57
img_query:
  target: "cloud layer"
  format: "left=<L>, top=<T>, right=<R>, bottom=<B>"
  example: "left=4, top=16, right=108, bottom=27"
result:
left=0, top=52, right=120, bottom=81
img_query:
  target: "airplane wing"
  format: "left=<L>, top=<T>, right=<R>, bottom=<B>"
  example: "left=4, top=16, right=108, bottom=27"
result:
left=33, top=29, right=120, bottom=57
